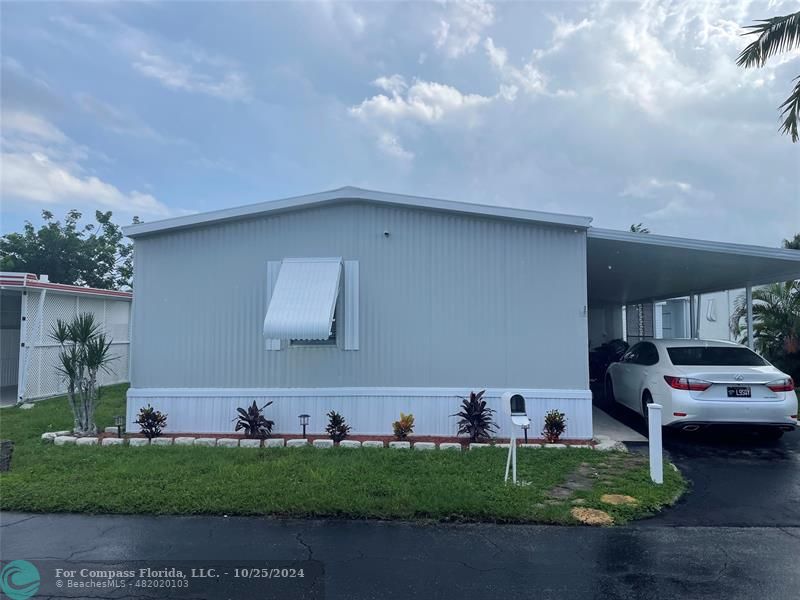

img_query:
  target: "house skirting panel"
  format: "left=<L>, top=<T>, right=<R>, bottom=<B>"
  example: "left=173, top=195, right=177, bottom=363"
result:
left=126, top=387, right=594, bottom=439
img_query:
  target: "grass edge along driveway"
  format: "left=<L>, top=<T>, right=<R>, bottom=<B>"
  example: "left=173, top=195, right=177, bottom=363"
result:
left=0, top=385, right=685, bottom=525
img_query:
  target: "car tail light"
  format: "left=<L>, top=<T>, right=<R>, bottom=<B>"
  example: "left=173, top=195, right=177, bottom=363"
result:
left=673, top=412, right=687, bottom=417
left=766, top=378, right=794, bottom=393
left=664, top=376, right=712, bottom=391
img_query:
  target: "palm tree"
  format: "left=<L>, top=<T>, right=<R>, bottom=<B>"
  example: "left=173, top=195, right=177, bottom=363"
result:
left=629, top=223, right=650, bottom=233
left=737, top=11, right=800, bottom=142
left=783, top=233, right=800, bottom=250
left=730, top=282, right=800, bottom=380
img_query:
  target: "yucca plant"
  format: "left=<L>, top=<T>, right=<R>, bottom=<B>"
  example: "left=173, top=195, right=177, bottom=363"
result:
left=392, top=412, right=415, bottom=440
left=50, top=313, right=116, bottom=436
left=233, top=401, right=275, bottom=439
left=452, top=390, right=497, bottom=443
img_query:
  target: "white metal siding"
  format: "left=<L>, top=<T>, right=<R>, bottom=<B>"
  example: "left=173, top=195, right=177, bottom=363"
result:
left=127, top=387, right=594, bottom=439
left=131, top=201, right=589, bottom=390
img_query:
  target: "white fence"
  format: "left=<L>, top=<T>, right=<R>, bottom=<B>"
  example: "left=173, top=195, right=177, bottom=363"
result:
left=21, top=290, right=130, bottom=401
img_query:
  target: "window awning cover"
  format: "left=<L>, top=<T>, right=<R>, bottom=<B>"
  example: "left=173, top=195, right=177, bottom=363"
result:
left=263, top=258, right=342, bottom=340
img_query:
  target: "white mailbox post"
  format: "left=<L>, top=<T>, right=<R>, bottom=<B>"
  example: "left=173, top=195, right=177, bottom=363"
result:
left=502, top=392, right=530, bottom=484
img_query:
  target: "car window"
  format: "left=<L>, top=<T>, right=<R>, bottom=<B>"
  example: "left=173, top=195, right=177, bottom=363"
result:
left=636, top=342, right=660, bottom=366
left=622, top=344, right=640, bottom=363
left=666, top=346, right=768, bottom=366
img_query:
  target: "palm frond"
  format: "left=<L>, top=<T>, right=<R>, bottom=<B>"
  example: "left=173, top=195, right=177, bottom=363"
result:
left=737, top=11, right=800, bottom=68
left=778, top=76, right=800, bottom=143
left=68, top=313, right=101, bottom=345
left=49, top=319, right=71, bottom=345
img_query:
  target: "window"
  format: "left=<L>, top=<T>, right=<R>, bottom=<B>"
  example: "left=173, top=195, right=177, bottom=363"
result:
left=635, top=342, right=660, bottom=366
left=667, top=346, right=767, bottom=366
left=622, top=346, right=639, bottom=363
left=264, top=258, right=359, bottom=351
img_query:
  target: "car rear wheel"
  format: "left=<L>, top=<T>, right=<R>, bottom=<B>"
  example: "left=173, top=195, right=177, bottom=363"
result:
left=642, top=391, right=653, bottom=426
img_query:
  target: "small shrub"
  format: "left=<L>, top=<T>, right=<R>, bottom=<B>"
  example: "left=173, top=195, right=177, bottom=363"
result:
left=542, top=409, right=567, bottom=443
left=452, top=390, right=497, bottom=443
left=326, top=410, right=351, bottom=443
left=392, top=412, right=415, bottom=440
left=135, top=404, right=168, bottom=439
left=233, top=401, right=275, bottom=439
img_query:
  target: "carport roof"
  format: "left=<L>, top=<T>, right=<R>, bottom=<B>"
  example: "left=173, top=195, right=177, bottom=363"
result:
left=587, top=228, right=800, bottom=305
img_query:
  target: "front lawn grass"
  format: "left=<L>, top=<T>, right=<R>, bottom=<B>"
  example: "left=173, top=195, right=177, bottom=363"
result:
left=0, top=385, right=685, bottom=524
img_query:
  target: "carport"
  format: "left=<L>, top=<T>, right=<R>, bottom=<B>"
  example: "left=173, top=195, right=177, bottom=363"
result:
left=586, top=228, right=800, bottom=348
left=585, top=229, right=800, bottom=441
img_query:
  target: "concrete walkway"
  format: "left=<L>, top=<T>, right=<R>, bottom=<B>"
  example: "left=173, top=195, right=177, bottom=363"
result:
left=592, top=406, right=647, bottom=442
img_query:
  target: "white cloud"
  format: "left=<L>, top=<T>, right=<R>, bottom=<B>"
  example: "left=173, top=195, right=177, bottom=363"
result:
left=0, top=109, right=172, bottom=218
left=75, top=94, right=180, bottom=144
left=51, top=13, right=251, bottom=102
left=484, top=38, right=548, bottom=96
left=434, top=0, right=495, bottom=59
left=1, top=152, right=171, bottom=216
left=350, top=75, right=493, bottom=124
left=621, top=177, right=720, bottom=222
left=2, top=109, right=68, bottom=144
left=132, top=51, right=250, bottom=101
left=377, top=132, right=414, bottom=160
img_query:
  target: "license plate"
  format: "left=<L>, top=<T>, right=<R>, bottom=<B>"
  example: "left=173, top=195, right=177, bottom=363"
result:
left=727, top=386, right=751, bottom=398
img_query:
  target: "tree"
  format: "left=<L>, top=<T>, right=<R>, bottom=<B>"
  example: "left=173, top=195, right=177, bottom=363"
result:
left=50, top=313, right=116, bottom=435
left=0, top=210, right=139, bottom=289
left=737, top=11, right=800, bottom=142
left=630, top=223, right=650, bottom=233
left=730, top=281, right=800, bottom=381
left=783, top=233, right=800, bottom=250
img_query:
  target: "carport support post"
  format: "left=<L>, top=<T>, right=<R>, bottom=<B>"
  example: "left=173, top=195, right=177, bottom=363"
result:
left=745, top=285, right=754, bottom=350
left=647, top=403, right=663, bottom=485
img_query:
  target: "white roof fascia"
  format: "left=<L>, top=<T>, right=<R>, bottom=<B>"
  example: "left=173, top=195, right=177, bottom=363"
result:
left=124, top=187, right=593, bottom=238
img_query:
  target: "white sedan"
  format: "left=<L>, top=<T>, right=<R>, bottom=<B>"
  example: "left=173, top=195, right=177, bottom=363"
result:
left=605, top=339, right=797, bottom=437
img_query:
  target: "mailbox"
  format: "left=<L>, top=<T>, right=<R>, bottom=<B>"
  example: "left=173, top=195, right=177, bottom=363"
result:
left=501, top=391, right=530, bottom=485
left=501, top=391, right=530, bottom=427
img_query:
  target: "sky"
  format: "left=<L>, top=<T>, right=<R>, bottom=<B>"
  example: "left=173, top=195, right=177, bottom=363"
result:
left=1, top=0, right=798, bottom=246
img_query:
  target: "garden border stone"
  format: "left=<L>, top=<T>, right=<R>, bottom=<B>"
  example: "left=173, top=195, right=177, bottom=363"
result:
left=102, top=438, right=124, bottom=446
left=413, top=442, right=436, bottom=451
left=194, top=438, right=217, bottom=447
left=239, top=439, right=261, bottom=448
left=339, top=440, right=361, bottom=448
left=151, top=437, right=172, bottom=446
left=54, top=436, right=77, bottom=446
left=265, top=438, right=286, bottom=448
left=389, top=441, right=410, bottom=449
left=286, top=439, right=308, bottom=447
left=217, top=438, right=239, bottom=448
left=313, top=439, right=334, bottom=448
left=173, top=437, right=195, bottom=446
left=362, top=441, right=384, bottom=448
left=439, top=443, right=462, bottom=451
left=129, top=438, right=150, bottom=447
left=75, top=437, right=98, bottom=446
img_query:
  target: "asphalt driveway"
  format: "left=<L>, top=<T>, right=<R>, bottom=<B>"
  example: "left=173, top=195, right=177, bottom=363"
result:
left=2, top=512, right=799, bottom=600
left=600, top=401, right=800, bottom=527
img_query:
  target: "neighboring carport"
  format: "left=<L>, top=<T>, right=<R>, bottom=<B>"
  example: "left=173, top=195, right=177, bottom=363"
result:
left=586, top=228, right=800, bottom=344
